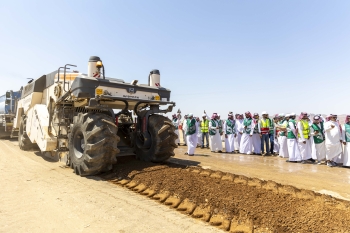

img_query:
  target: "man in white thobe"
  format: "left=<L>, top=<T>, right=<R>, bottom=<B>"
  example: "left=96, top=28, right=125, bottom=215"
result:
left=172, top=114, right=180, bottom=146
left=223, top=113, right=237, bottom=153
left=324, top=114, right=343, bottom=167
left=185, top=113, right=198, bottom=156
left=276, top=113, right=289, bottom=158
left=196, top=117, right=202, bottom=147
left=286, top=113, right=302, bottom=163
left=218, top=114, right=224, bottom=142
left=252, top=113, right=261, bottom=155
left=272, top=115, right=280, bottom=154
left=209, top=113, right=223, bottom=153
left=341, top=115, right=350, bottom=167
left=310, top=115, right=326, bottom=164
left=180, top=114, right=188, bottom=146
left=239, top=112, right=254, bottom=154
left=297, top=112, right=314, bottom=164
left=234, top=114, right=244, bottom=153
left=308, top=115, right=317, bottom=161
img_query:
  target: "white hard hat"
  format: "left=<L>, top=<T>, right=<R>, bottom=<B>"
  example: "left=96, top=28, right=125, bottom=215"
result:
left=290, top=112, right=296, bottom=116
left=262, top=111, right=268, bottom=115
left=188, top=113, right=193, bottom=117
left=279, top=113, right=285, bottom=117
left=285, top=114, right=291, bottom=117
left=202, top=114, right=207, bottom=117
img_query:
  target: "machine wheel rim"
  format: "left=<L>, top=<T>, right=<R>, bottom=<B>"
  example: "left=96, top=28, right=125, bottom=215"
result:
left=73, top=129, right=84, bottom=159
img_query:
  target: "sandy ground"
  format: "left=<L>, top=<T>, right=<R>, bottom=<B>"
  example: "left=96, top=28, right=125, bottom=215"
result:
left=0, top=139, right=221, bottom=233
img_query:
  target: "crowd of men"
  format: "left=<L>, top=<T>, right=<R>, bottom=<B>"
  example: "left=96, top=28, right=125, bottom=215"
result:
left=171, top=111, right=350, bottom=168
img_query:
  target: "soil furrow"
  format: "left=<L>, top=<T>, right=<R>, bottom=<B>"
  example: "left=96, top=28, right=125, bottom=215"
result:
left=99, top=158, right=350, bottom=233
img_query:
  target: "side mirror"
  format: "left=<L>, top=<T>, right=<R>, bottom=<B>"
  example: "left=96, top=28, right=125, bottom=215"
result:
left=5, top=91, right=11, bottom=98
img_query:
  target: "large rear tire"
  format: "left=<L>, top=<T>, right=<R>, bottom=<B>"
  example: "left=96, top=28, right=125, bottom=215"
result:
left=68, top=112, right=120, bottom=176
left=135, top=114, right=178, bottom=162
left=18, top=115, right=35, bottom=150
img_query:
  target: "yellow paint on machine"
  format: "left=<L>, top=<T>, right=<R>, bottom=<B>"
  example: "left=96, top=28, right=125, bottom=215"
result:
left=96, top=88, right=103, bottom=95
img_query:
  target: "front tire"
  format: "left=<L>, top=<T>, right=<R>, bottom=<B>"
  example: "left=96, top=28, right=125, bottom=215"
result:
left=18, top=115, right=35, bottom=150
left=135, top=114, right=178, bottom=162
left=69, top=112, right=120, bottom=176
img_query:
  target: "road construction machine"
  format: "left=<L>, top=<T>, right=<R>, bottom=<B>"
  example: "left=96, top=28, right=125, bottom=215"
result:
left=12, top=56, right=177, bottom=176
left=0, top=90, right=21, bottom=138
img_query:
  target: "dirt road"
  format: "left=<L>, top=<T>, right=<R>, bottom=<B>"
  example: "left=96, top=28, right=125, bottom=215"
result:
left=0, top=139, right=221, bottom=233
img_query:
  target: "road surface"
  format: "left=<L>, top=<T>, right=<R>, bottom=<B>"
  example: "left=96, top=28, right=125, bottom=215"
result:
left=0, top=139, right=221, bottom=233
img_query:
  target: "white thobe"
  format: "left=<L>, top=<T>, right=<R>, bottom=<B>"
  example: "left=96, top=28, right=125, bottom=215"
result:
left=234, top=119, right=244, bottom=151
left=341, top=125, right=350, bottom=166
left=186, top=121, right=198, bottom=155
left=310, top=124, right=326, bottom=161
left=223, top=119, right=236, bottom=153
left=324, top=121, right=343, bottom=161
left=209, top=120, right=222, bottom=151
left=308, top=120, right=317, bottom=160
left=287, top=122, right=301, bottom=161
left=310, top=139, right=317, bottom=160
left=273, top=130, right=280, bottom=153
left=277, top=121, right=289, bottom=158
left=219, top=120, right=225, bottom=142
left=172, top=119, right=180, bottom=144
left=182, top=119, right=188, bottom=145
left=297, top=121, right=312, bottom=160
left=252, top=122, right=261, bottom=154
left=196, top=121, right=202, bottom=146
left=239, top=119, right=254, bottom=154
left=278, top=135, right=288, bottom=158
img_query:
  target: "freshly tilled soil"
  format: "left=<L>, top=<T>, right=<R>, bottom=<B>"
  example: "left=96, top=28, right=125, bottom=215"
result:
left=100, top=158, right=350, bottom=233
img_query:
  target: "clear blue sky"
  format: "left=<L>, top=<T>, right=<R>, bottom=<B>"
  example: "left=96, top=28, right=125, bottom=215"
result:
left=1, top=0, right=349, bottom=117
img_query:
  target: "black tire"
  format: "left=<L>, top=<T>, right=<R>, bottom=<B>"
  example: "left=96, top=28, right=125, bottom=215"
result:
left=135, top=114, right=178, bottom=162
left=68, top=112, right=120, bottom=176
left=18, top=115, right=35, bottom=150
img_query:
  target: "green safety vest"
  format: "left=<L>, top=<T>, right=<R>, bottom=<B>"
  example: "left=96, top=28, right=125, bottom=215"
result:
left=172, top=118, right=178, bottom=130
left=186, top=118, right=196, bottom=135
left=225, top=119, right=236, bottom=135
left=311, top=123, right=325, bottom=144
left=287, top=119, right=297, bottom=139
left=218, top=120, right=223, bottom=134
left=201, top=119, right=209, bottom=133
left=345, top=123, right=350, bottom=142
left=269, top=119, right=274, bottom=134
left=209, top=120, right=217, bottom=136
left=243, top=118, right=253, bottom=134
left=279, top=119, right=287, bottom=136
left=253, top=120, right=259, bottom=134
